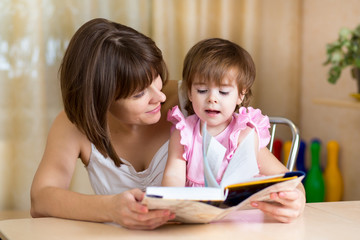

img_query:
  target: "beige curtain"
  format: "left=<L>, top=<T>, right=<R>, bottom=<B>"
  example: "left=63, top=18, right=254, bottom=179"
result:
left=152, top=0, right=302, bottom=119
left=0, top=0, right=301, bottom=211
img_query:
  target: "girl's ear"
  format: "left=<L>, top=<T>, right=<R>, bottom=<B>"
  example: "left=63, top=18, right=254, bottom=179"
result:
left=236, top=95, right=243, bottom=105
left=237, top=90, right=246, bottom=105
left=188, top=89, right=192, bottom=102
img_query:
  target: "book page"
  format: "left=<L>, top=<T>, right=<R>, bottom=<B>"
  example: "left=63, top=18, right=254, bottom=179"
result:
left=220, top=130, right=260, bottom=188
left=202, top=122, right=221, bottom=188
left=206, top=136, right=226, bottom=182
left=145, top=187, right=225, bottom=200
left=142, top=197, right=227, bottom=223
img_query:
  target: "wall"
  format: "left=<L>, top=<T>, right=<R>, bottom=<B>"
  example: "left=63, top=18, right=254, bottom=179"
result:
left=301, top=0, right=360, bottom=200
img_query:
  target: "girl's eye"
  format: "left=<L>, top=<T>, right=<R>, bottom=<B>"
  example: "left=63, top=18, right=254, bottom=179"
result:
left=133, top=91, right=145, bottom=99
left=219, top=91, right=229, bottom=95
left=197, top=89, right=207, bottom=94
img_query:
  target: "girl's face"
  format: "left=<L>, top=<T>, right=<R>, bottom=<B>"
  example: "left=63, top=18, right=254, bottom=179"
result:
left=188, top=73, right=242, bottom=135
left=109, top=75, right=166, bottom=125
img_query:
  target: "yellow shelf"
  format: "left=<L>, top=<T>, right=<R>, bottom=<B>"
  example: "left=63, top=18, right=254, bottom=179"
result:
left=313, top=98, right=360, bottom=109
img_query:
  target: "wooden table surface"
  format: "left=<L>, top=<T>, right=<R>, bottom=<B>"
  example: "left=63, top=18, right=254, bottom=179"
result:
left=0, top=201, right=359, bottom=240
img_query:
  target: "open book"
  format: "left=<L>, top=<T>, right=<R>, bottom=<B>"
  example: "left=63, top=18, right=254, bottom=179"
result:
left=142, top=123, right=305, bottom=223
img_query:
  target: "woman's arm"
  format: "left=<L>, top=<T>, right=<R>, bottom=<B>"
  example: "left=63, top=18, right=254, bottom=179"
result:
left=162, top=130, right=186, bottom=186
left=30, top=111, right=174, bottom=229
left=31, top=111, right=90, bottom=218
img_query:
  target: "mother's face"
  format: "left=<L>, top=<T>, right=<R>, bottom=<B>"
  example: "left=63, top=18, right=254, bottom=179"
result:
left=108, top=75, right=166, bottom=125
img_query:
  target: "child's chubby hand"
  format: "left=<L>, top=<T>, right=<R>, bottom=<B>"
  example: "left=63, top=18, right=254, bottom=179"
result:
left=109, top=188, right=175, bottom=229
left=250, top=187, right=305, bottom=223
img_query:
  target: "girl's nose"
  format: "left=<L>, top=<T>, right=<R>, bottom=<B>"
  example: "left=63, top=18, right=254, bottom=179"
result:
left=207, top=90, right=218, bottom=104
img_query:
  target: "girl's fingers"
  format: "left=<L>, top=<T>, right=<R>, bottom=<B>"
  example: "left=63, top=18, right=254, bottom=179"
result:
left=252, top=201, right=299, bottom=223
left=251, top=189, right=304, bottom=223
left=277, top=190, right=300, bottom=201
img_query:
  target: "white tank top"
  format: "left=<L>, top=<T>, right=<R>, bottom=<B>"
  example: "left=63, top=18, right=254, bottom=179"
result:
left=86, top=141, right=169, bottom=195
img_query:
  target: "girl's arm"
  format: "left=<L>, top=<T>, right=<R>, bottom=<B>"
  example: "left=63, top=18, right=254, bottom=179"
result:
left=161, top=130, right=186, bottom=186
left=30, top=111, right=173, bottom=229
left=253, top=147, right=306, bottom=223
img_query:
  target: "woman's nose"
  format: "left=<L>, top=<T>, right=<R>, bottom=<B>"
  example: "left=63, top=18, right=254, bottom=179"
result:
left=158, top=90, right=166, bottom=102
left=151, top=86, right=166, bottom=103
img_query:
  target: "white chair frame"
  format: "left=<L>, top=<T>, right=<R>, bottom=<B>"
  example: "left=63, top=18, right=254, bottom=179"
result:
left=268, top=117, right=300, bottom=171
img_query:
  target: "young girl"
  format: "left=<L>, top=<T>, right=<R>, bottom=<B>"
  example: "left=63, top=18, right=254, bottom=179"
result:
left=30, top=18, right=178, bottom=230
left=162, top=38, right=305, bottom=223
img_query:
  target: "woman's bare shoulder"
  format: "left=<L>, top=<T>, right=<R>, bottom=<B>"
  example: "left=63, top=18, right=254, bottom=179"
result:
left=47, top=111, right=91, bottom=164
left=51, top=111, right=82, bottom=137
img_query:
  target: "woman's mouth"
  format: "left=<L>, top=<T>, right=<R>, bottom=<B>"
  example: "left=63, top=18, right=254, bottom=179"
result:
left=147, top=105, right=161, bottom=114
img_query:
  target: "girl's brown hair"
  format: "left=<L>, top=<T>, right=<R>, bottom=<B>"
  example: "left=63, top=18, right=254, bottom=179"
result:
left=182, top=38, right=255, bottom=115
left=59, top=18, right=168, bottom=166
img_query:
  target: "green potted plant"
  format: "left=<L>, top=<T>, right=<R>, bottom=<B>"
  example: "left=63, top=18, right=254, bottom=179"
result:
left=324, top=24, right=360, bottom=94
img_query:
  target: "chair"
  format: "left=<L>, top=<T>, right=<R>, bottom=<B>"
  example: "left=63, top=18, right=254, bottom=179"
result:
left=268, top=117, right=300, bottom=171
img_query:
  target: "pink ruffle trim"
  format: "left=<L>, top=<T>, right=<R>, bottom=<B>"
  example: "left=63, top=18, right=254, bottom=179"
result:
left=238, top=107, right=271, bottom=149
left=167, top=106, right=197, bottom=161
left=226, top=107, right=270, bottom=159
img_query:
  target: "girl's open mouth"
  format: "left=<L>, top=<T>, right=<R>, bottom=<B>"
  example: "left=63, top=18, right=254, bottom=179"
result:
left=205, top=110, right=220, bottom=114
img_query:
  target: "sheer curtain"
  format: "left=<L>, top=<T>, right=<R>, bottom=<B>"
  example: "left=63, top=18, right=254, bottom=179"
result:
left=0, top=0, right=301, bottom=210
left=152, top=0, right=302, bottom=118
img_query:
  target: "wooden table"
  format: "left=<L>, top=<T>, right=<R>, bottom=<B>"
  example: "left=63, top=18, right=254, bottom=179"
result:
left=0, top=201, right=359, bottom=240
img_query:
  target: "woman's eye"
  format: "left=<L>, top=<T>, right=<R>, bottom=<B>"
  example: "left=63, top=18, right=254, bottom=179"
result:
left=133, top=91, right=145, bottom=98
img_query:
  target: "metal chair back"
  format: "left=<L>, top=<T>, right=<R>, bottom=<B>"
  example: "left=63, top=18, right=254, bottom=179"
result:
left=268, top=117, right=300, bottom=171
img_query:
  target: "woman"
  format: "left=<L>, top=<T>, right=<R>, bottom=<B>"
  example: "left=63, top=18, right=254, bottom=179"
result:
left=30, top=18, right=177, bottom=230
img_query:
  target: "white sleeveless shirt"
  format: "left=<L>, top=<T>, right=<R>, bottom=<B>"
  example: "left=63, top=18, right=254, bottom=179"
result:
left=86, top=141, right=169, bottom=195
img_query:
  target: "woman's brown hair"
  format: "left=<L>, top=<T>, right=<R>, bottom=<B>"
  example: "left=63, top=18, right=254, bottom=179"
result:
left=59, top=18, right=168, bottom=167
left=182, top=38, right=255, bottom=115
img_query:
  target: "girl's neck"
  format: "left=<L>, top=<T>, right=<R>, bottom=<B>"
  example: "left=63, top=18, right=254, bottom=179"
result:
left=200, top=116, right=233, bottom=137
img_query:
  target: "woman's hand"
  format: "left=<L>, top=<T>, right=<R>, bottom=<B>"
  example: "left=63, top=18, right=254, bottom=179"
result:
left=109, top=189, right=175, bottom=229
left=250, top=186, right=306, bottom=223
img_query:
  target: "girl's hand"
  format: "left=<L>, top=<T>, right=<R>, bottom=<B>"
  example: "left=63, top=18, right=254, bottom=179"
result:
left=250, top=187, right=305, bottom=223
left=109, top=189, right=175, bottom=230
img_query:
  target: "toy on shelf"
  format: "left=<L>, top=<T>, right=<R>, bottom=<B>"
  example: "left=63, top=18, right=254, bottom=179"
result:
left=324, top=140, right=343, bottom=201
left=304, top=140, right=325, bottom=202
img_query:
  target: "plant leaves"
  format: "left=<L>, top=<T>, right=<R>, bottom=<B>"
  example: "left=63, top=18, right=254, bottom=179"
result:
left=339, top=27, right=351, bottom=40
left=355, top=58, right=360, bottom=68
left=325, top=24, right=360, bottom=83
left=330, top=51, right=342, bottom=62
left=328, top=66, right=342, bottom=83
